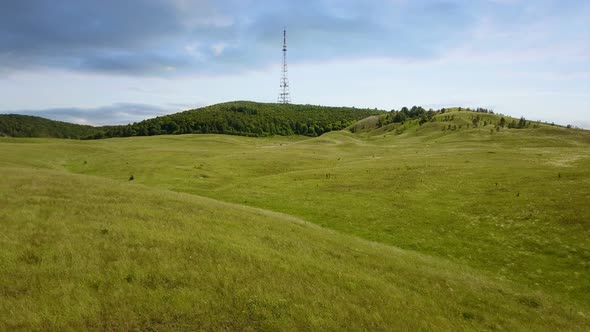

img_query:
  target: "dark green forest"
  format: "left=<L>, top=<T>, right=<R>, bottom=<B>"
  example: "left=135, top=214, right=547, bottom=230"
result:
left=96, top=101, right=383, bottom=139
left=0, top=101, right=383, bottom=139
left=0, top=114, right=107, bottom=139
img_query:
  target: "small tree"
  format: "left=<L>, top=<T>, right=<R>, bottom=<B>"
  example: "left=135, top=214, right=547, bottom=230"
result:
left=508, top=120, right=517, bottom=129
left=472, top=114, right=481, bottom=127
left=393, top=112, right=407, bottom=123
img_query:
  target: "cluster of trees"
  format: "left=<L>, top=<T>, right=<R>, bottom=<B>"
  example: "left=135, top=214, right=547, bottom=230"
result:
left=502, top=116, right=528, bottom=129
left=0, top=114, right=105, bottom=138
left=378, top=106, right=438, bottom=127
left=468, top=115, right=528, bottom=130
left=90, top=102, right=383, bottom=139
left=448, top=107, right=495, bottom=114
left=373, top=105, right=536, bottom=133
left=474, top=107, right=495, bottom=114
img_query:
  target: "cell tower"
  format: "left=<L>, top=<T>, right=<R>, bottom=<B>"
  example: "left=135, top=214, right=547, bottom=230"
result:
left=278, top=28, right=291, bottom=104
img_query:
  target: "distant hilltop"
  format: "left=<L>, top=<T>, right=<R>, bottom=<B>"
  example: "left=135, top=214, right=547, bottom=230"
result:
left=0, top=101, right=581, bottom=140
left=0, top=101, right=382, bottom=139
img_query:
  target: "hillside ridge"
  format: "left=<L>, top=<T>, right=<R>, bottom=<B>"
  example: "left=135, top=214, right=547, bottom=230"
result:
left=3, top=102, right=586, bottom=144
left=0, top=101, right=383, bottom=139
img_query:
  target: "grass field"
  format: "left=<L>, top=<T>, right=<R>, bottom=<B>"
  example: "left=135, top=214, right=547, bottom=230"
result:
left=1, top=110, right=589, bottom=330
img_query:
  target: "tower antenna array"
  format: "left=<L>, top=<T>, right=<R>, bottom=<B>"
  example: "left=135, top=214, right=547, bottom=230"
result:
left=278, top=28, right=291, bottom=104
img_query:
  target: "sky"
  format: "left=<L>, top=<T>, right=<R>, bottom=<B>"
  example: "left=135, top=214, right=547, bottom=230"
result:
left=1, top=0, right=589, bottom=128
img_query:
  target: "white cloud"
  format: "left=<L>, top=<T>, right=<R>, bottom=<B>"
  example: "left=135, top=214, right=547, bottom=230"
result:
left=184, top=42, right=202, bottom=56
left=211, top=42, right=227, bottom=56
left=4, top=103, right=173, bottom=126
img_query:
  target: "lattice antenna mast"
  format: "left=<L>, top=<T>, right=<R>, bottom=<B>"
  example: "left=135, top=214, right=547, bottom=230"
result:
left=278, top=28, right=291, bottom=104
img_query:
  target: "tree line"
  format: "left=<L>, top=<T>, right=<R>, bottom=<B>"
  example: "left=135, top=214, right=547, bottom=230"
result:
left=91, top=102, right=383, bottom=139
left=0, top=102, right=384, bottom=139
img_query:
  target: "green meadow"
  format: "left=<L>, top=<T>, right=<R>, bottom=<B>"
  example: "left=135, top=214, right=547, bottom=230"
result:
left=1, top=109, right=589, bottom=330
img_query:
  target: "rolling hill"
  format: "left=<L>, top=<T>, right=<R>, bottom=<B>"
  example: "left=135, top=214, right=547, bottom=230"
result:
left=1, top=105, right=589, bottom=330
left=3, top=166, right=587, bottom=330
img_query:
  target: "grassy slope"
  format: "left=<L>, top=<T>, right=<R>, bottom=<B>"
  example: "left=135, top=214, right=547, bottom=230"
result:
left=3, top=168, right=588, bottom=330
left=1, top=111, right=589, bottom=329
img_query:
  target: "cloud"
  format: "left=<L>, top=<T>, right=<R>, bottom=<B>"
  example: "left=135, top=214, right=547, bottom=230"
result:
left=0, top=1, right=180, bottom=54
left=0, top=0, right=477, bottom=76
left=0, top=0, right=224, bottom=75
left=571, top=120, right=590, bottom=130
left=75, top=52, right=192, bottom=75
left=1, top=0, right=589, bottom=79
left=441, top=2, right=590, bottom=65
left=211, top=43, right=227, bottom=57
left=3, top=103, right=177, bottom=126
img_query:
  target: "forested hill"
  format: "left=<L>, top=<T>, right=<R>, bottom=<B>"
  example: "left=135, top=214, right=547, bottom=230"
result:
left=0, top=114, right=107, bottom=139
left=0, top=101, right=384, bottom=139
left=97, top=101, right=384, bottom=139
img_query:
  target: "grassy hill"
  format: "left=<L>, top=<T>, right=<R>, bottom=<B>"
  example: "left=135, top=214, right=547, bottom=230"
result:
left=1, top=101, right=383, bottom=139
left=3, top=167, right=587, bottom=330
left=349, top=106, right=559, bottom=137
left=98, top=101, right=384, bottom=138
left=1, top=110, right=589, bottom=329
